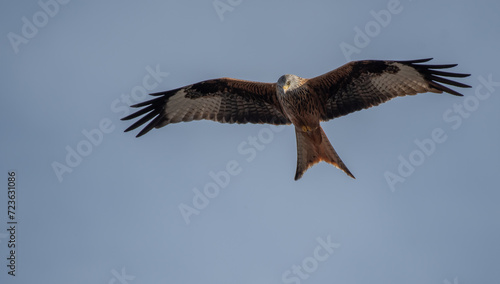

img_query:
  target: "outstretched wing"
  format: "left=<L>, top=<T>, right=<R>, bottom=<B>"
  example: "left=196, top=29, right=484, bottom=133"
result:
left=306, top=58, right=471, bottom=120
left=121, top=78, right=290, bottom=137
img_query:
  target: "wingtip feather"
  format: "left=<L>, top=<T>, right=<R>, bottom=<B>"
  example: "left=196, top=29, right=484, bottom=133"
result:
left=398, top=58, right=433, bottom=64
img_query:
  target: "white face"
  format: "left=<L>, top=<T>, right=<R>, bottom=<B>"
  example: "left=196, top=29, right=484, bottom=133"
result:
left=277, top=74, right=297, bottom=93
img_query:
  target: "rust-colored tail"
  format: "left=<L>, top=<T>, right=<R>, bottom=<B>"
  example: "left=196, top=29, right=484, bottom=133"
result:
left=294, top=126, right=355, bottom=180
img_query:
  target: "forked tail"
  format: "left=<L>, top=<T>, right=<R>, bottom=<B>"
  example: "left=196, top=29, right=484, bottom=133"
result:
left=294, top=126, right=355, bottom=180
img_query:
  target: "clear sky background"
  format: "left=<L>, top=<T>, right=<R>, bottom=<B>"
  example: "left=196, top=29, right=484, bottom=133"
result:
left=1, top=0, right=499, bottom=283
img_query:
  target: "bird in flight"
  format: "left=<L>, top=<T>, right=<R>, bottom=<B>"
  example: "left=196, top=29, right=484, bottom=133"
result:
left=122, top=58, right=470, bottom=180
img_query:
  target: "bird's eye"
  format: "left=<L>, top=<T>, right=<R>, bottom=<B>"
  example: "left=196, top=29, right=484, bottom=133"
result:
left=286, top=81, right=291, bottom=86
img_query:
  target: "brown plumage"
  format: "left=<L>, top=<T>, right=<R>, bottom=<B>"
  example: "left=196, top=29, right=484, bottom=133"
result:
left=122, top=58, right=471, bottom=180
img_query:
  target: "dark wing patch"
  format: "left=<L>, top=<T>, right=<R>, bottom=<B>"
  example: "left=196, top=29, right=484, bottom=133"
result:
left=121, top=78, right=290, bottom=137
left=306, top=58, right=471, bottom=120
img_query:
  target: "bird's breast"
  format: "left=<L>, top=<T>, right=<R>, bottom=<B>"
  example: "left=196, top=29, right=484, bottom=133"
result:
left=278, top=89, right=322, bottom=128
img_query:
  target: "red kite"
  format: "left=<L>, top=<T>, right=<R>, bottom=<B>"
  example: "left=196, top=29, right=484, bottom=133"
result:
left=122, top=58, right=470, bottom=180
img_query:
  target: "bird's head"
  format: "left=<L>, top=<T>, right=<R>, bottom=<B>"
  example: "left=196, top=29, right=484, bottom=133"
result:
left=277, top=74, right=303, bottom=95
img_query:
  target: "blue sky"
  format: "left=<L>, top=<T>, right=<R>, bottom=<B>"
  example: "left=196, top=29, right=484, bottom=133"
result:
left=1, top=0, right=499, bottom=283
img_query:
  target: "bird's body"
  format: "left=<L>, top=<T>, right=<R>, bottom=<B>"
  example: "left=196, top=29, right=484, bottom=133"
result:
left=276, top=74, right=353, bottom=179
left=122, top=59, right=470, bottom=180
left=277, top=74, right=319, bottom=128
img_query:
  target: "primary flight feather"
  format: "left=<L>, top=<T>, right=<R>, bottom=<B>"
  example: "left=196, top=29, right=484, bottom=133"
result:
left=122, top=58, right=471, bottom=180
